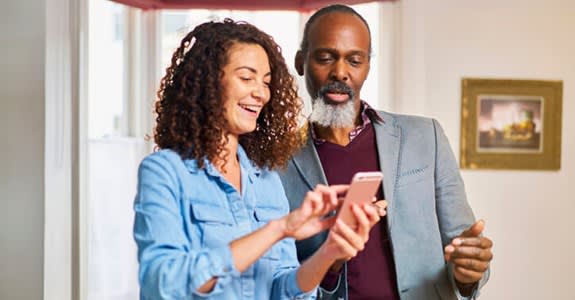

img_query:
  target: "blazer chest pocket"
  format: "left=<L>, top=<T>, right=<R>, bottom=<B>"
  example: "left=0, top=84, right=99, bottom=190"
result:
left=397, top=165, right=431, bottom=187
left=190, top=202, right=235, bottom=247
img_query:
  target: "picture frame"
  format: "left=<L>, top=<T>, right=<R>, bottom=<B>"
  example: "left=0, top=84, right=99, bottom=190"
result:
left=460, top=78, right=563, bottom=170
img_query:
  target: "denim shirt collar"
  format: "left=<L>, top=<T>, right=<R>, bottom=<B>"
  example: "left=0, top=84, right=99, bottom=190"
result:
left=183, top=145, right=261, bottom=181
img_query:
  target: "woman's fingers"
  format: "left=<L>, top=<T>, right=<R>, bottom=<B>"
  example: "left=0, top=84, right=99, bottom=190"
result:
left=352, top=204, right=379, bottom=241
left=329, top=184, right=350, bottom=195
left=313, top=184, right=339, bottom=213
left=364, top=203, right=382, bottom=225
left=372, top=200, right=388, bottom=217
left=327, top=228, right=357, bottom=260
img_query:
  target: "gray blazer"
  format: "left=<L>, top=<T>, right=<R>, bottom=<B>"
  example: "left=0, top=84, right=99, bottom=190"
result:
left=279, top=110, right=488, bottom=300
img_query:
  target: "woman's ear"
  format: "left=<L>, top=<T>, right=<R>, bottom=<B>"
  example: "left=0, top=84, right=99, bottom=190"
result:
left=294, top=51, right=305, bottom=76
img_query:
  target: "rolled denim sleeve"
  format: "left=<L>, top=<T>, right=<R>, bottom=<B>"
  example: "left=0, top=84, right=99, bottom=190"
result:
left=134, top=154, right=238, bottom=299
left=270, top=235, right=317, bottom=299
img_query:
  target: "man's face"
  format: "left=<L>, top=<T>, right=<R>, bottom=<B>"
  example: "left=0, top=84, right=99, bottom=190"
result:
left=297, top=12, right=371, bottom=113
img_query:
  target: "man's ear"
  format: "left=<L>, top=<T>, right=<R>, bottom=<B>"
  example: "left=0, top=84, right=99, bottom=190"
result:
left=294, top=50, right=304, bottom=76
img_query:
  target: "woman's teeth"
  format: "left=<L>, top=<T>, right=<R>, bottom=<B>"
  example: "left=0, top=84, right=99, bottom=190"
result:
left=239, top=104, right=259, bottom=113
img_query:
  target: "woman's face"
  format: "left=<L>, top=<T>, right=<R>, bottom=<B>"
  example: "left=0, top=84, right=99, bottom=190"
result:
left=220, top=43, right=271, bottom=137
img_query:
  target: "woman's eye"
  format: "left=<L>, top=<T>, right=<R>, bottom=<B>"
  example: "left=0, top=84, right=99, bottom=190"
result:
left=241, top=77, right=252, bottom=81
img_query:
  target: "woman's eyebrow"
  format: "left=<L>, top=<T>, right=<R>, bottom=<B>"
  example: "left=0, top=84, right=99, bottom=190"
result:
left=234, top=66, right=271, bottom=77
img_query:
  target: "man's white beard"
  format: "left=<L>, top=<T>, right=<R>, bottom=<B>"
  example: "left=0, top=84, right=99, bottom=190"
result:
left=309, top=97, right=356, bottom=128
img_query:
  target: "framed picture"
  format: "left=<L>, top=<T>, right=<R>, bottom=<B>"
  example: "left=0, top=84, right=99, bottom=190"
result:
left=460, top=78, right=563, bottom=170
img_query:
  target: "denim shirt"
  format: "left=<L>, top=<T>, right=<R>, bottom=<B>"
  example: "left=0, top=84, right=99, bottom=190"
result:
left=133, top=147, right=316, bottom=300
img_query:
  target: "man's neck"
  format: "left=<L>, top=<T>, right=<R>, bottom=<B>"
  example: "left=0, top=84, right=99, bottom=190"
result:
left=314, top=125, right=355, bottom=146
left=311, top=100, right=364, bottom=146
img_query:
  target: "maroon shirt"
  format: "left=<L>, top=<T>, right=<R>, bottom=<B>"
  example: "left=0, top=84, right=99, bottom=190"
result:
left=315, top=123, right=400, bottom=300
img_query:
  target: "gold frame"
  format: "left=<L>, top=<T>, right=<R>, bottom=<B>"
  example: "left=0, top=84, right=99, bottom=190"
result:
left=460, top=78, right=563, bottom=170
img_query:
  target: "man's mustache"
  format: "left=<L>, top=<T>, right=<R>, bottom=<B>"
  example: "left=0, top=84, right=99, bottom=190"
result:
left=317, top=81, right=355, bottom=103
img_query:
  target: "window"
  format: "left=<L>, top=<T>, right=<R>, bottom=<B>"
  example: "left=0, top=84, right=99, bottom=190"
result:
left=86, top=1, right=144, bottom=300
left=160, top=9, right=301, bottom=77
left=88, top=0, right=126, bottom=139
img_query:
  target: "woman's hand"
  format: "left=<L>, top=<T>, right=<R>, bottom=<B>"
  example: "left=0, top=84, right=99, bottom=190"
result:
left=372, top=199, right=388, bottom=217
left=319, top=202, right=380, bottom=262
left=280, top=184, right=348, bottom=240
left=293, top=193, right=382, bottom=292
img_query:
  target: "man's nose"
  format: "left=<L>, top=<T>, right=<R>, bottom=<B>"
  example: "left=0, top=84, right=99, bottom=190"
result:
left=329, top=59, right=349, bottom=82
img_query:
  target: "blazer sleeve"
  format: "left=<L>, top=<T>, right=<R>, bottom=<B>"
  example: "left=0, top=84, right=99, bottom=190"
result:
left=432, top=119, right=490, bottom=299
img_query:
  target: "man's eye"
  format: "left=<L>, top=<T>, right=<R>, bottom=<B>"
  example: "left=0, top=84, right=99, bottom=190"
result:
left=316, top=57, right=333, bottom=63
left=349, top=57, right=364, bottom=66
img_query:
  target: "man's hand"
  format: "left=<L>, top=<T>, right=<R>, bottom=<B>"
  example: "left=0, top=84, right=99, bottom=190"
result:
left=444, top=220, right=493, bottom=294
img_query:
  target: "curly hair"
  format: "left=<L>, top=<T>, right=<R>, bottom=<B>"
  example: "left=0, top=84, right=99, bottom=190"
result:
left=154, top=18, right=303, bottom=170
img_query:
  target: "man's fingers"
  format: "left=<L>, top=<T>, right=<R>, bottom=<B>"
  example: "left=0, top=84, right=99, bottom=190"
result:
left=453, top=266, right=484, bottom=283
left=444, top=244, right=455, bottom=261
left=449, top=245, right=493, bottom=262
left=452, top=236, right=493, bottom=249
left=460, top=220, right=485, bottom=238
left=452, top=258, right=490, bottom=272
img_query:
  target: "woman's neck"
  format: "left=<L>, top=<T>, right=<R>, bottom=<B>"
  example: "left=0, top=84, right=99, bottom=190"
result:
left=215, top=134, right=242, bottom=193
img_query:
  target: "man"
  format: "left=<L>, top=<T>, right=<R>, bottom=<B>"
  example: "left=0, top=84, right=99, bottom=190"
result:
left=279, top=4, right=493, bottom=300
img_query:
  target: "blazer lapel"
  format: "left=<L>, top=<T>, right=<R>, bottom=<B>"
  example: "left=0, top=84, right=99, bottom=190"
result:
left=292, top=126, right=328, bottom=189
left=373, top=111, right=401, bottom=230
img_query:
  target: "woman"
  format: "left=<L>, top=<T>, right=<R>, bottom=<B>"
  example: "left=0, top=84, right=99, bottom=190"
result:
left=133, top=19, right=380, bottom=300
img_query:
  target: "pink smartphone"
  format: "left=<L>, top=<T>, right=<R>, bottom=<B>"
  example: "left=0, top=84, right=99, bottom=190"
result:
left=336, top=171, right=383, bottom=228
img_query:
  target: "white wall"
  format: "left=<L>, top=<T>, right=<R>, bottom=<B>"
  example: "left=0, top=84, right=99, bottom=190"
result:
left=396, top=0, right=575, bottom=299
left=0, top=1, right=46, bottom=299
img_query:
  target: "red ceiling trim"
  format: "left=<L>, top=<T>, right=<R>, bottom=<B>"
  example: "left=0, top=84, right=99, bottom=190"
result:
left=110, top=0, right=394, bottom=11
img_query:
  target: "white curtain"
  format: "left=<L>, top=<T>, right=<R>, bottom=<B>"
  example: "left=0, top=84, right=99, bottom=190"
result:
left=87, top=138, right=148, bottom=300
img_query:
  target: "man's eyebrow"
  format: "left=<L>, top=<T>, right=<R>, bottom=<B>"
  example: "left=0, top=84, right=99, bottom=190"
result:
left=312, top=47, right=337, bottom=53
left=234, top=66, right=271, bottom=77
left=347, top=50, right=369, bottom=56
left=312, top=48, right=368, bottom=56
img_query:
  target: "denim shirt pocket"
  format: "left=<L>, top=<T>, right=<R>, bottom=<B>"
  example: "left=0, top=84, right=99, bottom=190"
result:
left=253, top=206, right=284, bottom=261
left=190, top=201, right=235, bottom=248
